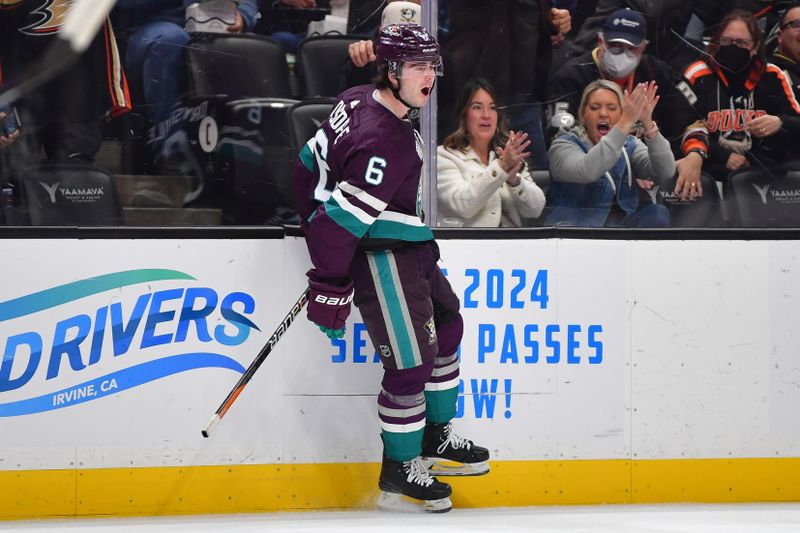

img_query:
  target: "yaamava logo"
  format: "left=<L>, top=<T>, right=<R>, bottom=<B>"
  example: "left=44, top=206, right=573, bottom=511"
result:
left=0, top=269, right=259, bottom=417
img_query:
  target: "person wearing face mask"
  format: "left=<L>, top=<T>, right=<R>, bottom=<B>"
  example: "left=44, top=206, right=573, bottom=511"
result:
left=546, top=9, right=700, bottom=164
left=678, top=9, right=800, bottom=194
left=545, top=79, right=675, bottom=227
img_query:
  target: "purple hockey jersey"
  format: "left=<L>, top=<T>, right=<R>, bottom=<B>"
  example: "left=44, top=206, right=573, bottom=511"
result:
left=293, top=84, right=434, bottom=283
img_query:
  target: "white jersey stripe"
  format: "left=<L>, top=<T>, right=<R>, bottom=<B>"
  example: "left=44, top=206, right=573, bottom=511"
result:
left=384, top=252, right=423, bottom=368
left=425, top=378, right=460, bottom=391
left=376, top=210, right=427, bottom=227
left=337, top=182, right=388, bottom=211
left=331, top=189, right=375, bottom=225
left=435, top=354, right=459, bottom=366
left=431, top=360, right=459, bottom=378
left=380, top=419, right=426, bottom=434
left=377, top=403, right=427, bottom=418
left=309, top=138, right=332, bottom=204
left=367, top=253, right=405, bottom=369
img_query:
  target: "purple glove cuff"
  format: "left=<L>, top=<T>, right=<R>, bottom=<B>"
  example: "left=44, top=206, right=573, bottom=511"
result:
left=307, top=279, right=354, bottom=331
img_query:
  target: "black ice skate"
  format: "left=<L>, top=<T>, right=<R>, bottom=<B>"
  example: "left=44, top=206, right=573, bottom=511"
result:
left=420, top=422, right=490, bottom=476
left=377, top=455, right=453, bottom=513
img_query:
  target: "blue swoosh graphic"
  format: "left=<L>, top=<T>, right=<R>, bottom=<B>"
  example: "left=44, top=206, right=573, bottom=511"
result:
left=226, top=314, right=261, bottom=332
left=0, top=269, right=196, bottom=323
left=0, top=352, right=245, bottom=417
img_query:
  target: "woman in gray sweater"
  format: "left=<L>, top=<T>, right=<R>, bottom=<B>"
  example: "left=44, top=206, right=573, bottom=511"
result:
left=546, top=79, right=676, bottom=227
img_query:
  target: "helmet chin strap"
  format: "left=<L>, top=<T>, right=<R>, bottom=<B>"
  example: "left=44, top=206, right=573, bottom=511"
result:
left=389, top=71, right=436, bottom=113
left=390, top=84, right=416, bottom=112
left=389, top=71, right=416, bottom=112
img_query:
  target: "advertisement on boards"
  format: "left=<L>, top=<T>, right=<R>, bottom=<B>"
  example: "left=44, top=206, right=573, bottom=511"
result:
left=0, top=239, right=291, bottom=469
left=282, top=238, right=629, bottom=462
left=0, top=237, right=629, bottom=469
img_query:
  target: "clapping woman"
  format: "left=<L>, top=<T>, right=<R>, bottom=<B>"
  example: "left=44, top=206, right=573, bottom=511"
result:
left=436, top=78, right=546, bottom=227
left=546, top=79, right=675, bottom=227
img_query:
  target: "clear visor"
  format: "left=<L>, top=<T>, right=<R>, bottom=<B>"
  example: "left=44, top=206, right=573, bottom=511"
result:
left=391, top=58, right=444, bottom=78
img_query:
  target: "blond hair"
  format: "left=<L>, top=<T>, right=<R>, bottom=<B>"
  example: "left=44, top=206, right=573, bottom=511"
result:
left=578, top=79, right=624, bottom=120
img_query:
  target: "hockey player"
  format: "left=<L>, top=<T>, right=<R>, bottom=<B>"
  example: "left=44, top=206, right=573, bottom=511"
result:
left=293, top=23, right=489, bottom=513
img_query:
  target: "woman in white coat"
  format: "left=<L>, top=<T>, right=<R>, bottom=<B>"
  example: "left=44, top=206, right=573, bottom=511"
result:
left=436, top=78, right=546, bottom=227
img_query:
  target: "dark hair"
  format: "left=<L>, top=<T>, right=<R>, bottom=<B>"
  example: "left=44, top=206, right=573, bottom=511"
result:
left=780, top=3, right=800, bottom=26
left=373, top=62, right=393, bottom=90
left=706, top=9, right=766, bottom=65
left=442, top=78, right=509, bottom=153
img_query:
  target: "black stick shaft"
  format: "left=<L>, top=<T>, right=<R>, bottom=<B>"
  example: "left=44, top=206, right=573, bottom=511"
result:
left=201, top=288, right=310, bottom=437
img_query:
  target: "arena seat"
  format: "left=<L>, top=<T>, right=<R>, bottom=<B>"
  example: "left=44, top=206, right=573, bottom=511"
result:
left=647, top=172, right=724, bottom=227
left=185, top=34, right=291, bottom=99
left=211, top=98, right=299, bottom=223
left=521, top=170, right=550, bottom=227
left=287, top=97, right=335, bottom=152
left=729, top=167, right=800, bottom=227
left=19, top=163, right=123, bottom=226
left=296, top=35, right=366, bottom=98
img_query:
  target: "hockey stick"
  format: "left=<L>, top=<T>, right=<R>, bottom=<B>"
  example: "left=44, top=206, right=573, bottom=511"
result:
left=201, top=288, right=310, bottom=438
left=0, top=0, right=117, bottom=108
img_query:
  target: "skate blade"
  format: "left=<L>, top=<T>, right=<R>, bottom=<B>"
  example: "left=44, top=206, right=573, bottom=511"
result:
left=376, top=491, right=452, bottom=513
left=421, top=458, right=490, bottom=476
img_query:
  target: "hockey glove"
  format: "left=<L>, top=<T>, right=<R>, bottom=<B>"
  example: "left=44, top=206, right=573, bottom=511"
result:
left=307, top=278, right=354, bottom=337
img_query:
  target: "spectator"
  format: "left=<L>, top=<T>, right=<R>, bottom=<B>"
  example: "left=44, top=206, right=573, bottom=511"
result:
left=567, top=0, right=698, bottom=71
left=264, top=0, right=395, bottom=54
left=547, top=8, right=699, bottom=155
left=341, top=1, right=422, bottom=91
left=546, top=80, right=674, bottom=227
left=771, top=3, right=800, bottom=97
left=437, top=78, right=546, bottom=227
left=265, top=0, right=325, bottom=54
left=677, top=9, right=800, bottom=195
left=550, top=0, right=574, bottom=48
left=570, top=0, right=600, bottom=39
left=439, top=0, right=564, bottom=168
left=0, top=7, right=129, bottom=187
left=547, top=0, right=576, bottom=78
left=0, top=107, right=20, bottom=150
left=567, top=1, right=785, bottom=73
left=114, top=0, right=258, bottom=173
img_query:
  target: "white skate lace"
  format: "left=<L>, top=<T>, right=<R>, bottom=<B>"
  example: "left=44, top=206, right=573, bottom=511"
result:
left=436, top=423, right=472, bottom=455
left=404, top=457, right=434, bottom=487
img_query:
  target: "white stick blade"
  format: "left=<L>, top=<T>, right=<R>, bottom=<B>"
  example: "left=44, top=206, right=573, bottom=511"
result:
left=201, top=414, right=221, bottom=438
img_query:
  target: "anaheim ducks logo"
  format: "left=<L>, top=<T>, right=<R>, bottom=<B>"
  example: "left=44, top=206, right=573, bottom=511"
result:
left=399, top=8, right=415, bottom=22
left=19, top=0, right=74, bottom=36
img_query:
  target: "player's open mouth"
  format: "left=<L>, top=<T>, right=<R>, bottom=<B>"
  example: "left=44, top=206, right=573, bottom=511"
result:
left=597, top=122, right=610, bottom=136
left=421, top=87, right=431, bottom=96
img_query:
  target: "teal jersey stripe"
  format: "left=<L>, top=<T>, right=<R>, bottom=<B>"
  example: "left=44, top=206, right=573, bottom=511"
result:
left=367, top=220, right=434, bottom=241
left=325, top=196, right=371, bottom=238
left=299, top=143, right=314, bottom=171
left=373, top=252, right=417, bottom=369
